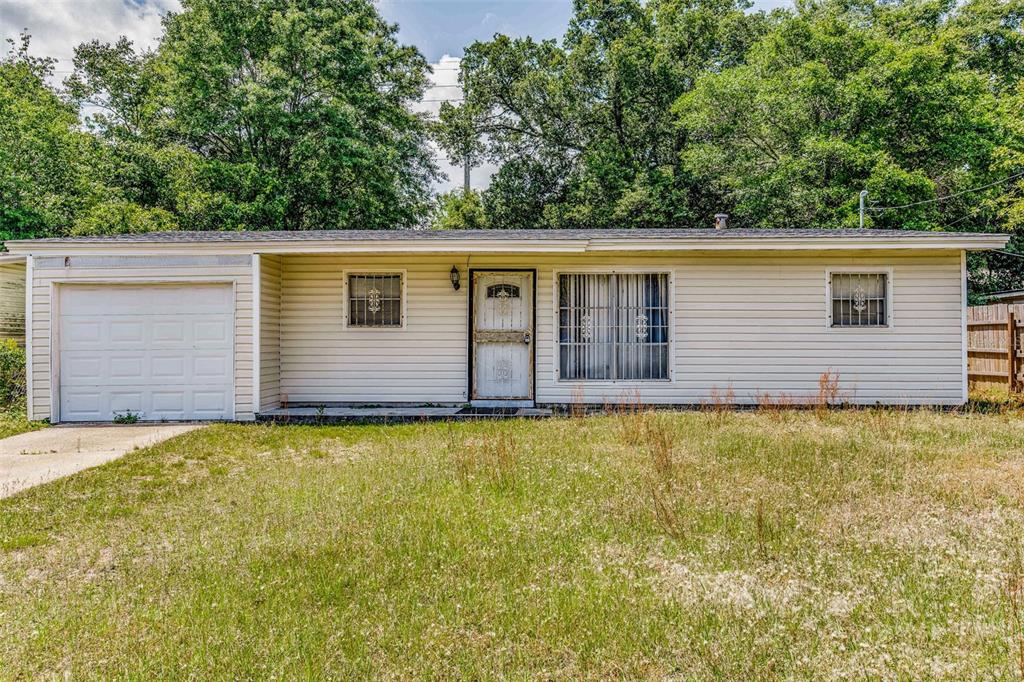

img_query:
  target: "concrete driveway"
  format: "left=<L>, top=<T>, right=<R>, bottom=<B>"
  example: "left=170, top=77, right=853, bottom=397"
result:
left=0, top=424, right=205, bottom=499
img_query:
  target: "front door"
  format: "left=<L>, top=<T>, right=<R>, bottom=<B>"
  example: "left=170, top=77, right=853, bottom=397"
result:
left=472, top=271, right=534, bottom=402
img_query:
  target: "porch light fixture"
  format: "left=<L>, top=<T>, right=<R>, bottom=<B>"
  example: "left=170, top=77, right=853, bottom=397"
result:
left=450, top=266, right=461, bottom=291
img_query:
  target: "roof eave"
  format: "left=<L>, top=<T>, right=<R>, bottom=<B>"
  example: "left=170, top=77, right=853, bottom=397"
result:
left=2, top=233, right=1009, bottom=255
left=586, top=235, right=1010, bottom=251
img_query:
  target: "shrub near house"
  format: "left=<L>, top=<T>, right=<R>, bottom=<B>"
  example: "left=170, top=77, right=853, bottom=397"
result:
left=0, top=339, right=25, bottom=408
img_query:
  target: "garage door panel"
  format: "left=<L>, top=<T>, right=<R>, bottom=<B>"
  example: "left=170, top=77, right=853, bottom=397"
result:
left=152, top=321, right=187, bottom=343
left=59, top=284, right=234, bottom=422
left=60, top=351, right=231, bottom=385
left=109, top=391, right=144, bottom=414
left=193, top=354, right=230, bottom=379
left=109, top=321, right=144, bottom=344
left=60, top=389, right=103, bottom=421
left=151, top=355, right=186, bottom=379
left=108, top=355, right=145, bottom=379
left=62, top=320, right=102, bottom=345
left=194, top=391, right=229, bottom=413
left=62, top=315, right=233, bottom=351
left=63, top=355, right=104, bottom=380
left=152, top=391, right=186, bottom=413
left=194, top=320, right=231, bottom=345
left=61, top=283, right=233, bottom=315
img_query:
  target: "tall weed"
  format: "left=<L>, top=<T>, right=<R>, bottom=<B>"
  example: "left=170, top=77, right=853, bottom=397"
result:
left=453, top=430, right=519, bottom=490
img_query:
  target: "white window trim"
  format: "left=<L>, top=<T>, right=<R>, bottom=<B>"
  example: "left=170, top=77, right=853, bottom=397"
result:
left=342, top=269, right=408, bottom=330
left=551, top=267, right=675, bottom=384
left=24, top=256, right=33, bottom=421
left=252, top=254, right=261, bottom=415
left=960, top=250, right=968, bottom=403
left=824, top=267, right=894, bottom=331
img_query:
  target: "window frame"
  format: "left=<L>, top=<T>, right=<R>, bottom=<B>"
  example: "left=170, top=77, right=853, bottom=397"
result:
left=342, top=269, right=407, bottom=330
left=824, top=267, right=894, bottom=331
left=552, top=268, right=675, bottom=383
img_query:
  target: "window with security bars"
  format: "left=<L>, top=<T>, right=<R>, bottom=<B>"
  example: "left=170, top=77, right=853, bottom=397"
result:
left=558, top=273, right=670, bottom=380
left=830, top=273, right=888, bottom=327
left=347, top=273, right=403, bottom=327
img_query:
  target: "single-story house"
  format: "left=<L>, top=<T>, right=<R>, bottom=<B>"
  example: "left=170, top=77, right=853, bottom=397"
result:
left=0, top=228, right=1009, bottom=422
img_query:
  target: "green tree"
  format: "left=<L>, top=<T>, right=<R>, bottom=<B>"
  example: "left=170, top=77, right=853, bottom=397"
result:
left=159, top=0, right=438, bottom=230
left=0, top=34, right=104, bottom=241
left=430, top=189, right=488, bottom=230
left=436, top=0, right=770, bottom=230
left=676, top=0, right=1011, bottom=232
left=0, top=34, right=185, bottom=243
left=65, top=37, right=163, bottom=142
left=65, top=0, right=438, bottom=233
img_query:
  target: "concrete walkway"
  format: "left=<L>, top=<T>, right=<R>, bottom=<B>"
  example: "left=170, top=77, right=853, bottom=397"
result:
left=0, top=424, right=204, bottom=499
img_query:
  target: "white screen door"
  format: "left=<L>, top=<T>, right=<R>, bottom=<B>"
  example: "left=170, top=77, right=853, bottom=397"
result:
left=472, top=271, right=534, bottom=401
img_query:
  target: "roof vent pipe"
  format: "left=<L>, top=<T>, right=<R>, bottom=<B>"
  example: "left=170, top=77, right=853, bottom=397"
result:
left=714, top=213, right=728, bottom=230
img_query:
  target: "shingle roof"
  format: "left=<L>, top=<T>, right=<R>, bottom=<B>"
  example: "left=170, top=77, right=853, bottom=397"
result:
left=10, top=228, right=1005, bottom=244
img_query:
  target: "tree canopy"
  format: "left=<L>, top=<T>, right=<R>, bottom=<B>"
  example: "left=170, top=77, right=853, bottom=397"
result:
left=440, top=0, right=1023, bottom=229
left=1, top=0, right=436, bottom=240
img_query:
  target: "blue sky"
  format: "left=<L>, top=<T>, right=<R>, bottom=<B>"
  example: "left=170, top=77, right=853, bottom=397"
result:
left=380, top=0, right=577, bottom=62
left=380, top=0, right=792, bottom=61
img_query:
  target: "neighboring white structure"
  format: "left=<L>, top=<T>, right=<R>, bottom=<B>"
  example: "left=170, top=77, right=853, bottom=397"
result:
left=2, top=228, right=1008, bottom=422
left=0, top=255, right=26, bottom=346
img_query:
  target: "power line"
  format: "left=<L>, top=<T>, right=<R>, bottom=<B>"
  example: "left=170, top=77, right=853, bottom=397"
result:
left=867, top=170, right=1024, bottom=212
left=990, top=249, right=1024, bottom=260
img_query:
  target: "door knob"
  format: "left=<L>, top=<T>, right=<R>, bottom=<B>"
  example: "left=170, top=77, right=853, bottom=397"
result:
left=523, top=332, right=532, bottom=344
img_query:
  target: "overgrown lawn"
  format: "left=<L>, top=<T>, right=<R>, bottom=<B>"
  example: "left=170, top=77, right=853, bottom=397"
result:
left=1, top=409, right=1023, bottom=678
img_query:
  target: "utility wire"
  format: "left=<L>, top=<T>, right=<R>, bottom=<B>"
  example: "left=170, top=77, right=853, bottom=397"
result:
left=990, top=249, right=1024, bottom=260
left=867, top=170, right=1024, bottom=212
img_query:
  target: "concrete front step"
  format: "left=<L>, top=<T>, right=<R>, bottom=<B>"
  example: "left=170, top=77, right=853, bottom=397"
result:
left=257, top=406, right=554, bottom=424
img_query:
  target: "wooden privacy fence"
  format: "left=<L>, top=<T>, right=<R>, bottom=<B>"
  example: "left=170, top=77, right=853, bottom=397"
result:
left=967, top=303, right=1023, bottom=392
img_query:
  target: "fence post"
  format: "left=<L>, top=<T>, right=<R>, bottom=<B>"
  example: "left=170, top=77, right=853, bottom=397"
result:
left=1010, top=311, right=1018, bottom=393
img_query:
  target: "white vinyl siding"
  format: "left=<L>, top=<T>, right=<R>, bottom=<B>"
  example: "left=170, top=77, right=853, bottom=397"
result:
left=538, top=253, right=963, bottom=405
left=0, top=261, right=26, bottom=345
left=272, top=251, right=964, bottom=407
left=259, top=254, right=282, bottom=412
left=28, top=255, right=254, bottom=422
left=279, top=257, right=466, bottom=404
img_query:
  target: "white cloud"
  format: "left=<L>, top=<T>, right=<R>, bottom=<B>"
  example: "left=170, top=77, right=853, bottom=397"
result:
left=0, top=0, right=179, bottom=79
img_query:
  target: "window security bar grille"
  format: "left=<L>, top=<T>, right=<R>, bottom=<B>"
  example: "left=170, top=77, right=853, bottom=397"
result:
left=830, top=273, right=887, bottom=327
left=558, top=273, right=670, bottom=380
left=348, top=274, right=403, bottom=327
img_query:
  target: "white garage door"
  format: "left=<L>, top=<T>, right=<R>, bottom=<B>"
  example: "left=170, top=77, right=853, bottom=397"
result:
left=58, top=284, right=234, bottom=422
